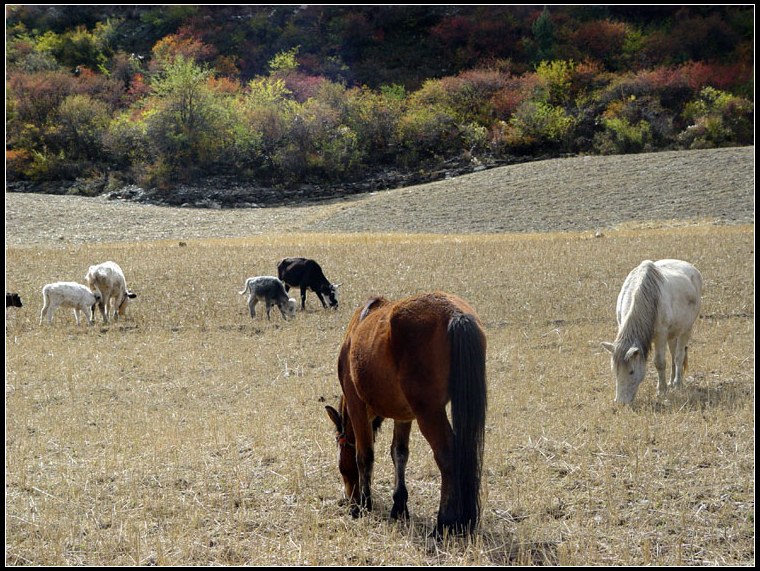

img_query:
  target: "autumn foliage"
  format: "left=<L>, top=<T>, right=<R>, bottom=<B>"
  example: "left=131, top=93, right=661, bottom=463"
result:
left=5, top=5, right=753, bottom=189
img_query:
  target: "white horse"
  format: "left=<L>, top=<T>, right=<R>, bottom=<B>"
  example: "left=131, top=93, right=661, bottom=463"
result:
left=601, top=259, right=702, bottom=404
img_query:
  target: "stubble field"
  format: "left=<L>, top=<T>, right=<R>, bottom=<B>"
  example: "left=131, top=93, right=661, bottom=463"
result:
left=5, top=148, right=755, bottom=566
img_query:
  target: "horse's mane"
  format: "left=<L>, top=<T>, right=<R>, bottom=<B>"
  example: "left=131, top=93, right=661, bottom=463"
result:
left=614, top=261, right=664, bottom=365
left=359, top=296, right=387, bottom=321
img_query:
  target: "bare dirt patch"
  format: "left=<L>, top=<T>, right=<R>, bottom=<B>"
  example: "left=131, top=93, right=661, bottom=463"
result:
left=5, top=146, right=754, bottom=247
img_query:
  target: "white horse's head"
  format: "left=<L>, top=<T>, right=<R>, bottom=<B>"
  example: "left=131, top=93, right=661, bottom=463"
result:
left=601, top=342, right=647, bottom=405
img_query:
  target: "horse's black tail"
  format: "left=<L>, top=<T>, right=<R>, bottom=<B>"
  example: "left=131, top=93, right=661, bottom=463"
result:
left=448, top=313, right=487, bottom=534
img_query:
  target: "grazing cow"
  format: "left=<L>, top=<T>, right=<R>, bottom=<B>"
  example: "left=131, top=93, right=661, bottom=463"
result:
left=6, top=292, right=23, bottom=308
left=239, top=276, right=297, bottom=321
left=277, top=257, right=340, bottom=310
left=39, top=282, right=101, bottom=326
left=85, top=261, right=137, bottom=323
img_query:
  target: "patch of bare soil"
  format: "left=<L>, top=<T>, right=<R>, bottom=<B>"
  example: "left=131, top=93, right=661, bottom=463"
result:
left=5, top=147, right=754, bottom=247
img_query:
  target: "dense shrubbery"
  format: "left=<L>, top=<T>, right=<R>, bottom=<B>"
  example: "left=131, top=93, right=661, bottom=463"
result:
left=5, top=5, right=754, bottom=191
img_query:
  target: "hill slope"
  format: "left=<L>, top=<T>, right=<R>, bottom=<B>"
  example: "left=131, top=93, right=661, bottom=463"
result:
left=5, top=147, right=754, bottom=246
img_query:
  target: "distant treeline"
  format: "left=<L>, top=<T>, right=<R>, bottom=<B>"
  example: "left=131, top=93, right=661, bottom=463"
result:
left=5, top=5, right=754, bottom=192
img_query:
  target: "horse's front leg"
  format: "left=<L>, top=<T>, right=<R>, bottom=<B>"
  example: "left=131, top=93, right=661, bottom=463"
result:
left=348, top=410, right=376, bottom=518
left=354, top=444, right=374, bottom=517
left=390, top=420, right=412, bottom=520
left=653, top=336, right=668, bottom=396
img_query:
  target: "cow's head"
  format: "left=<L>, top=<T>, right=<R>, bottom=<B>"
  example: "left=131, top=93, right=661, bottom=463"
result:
left=281, top=297, right=298, bottom=320
left=6, top=292, right=23, bottom=308
left=116, top=291, right=138, bottom=317
left=324, top=283, right=341, bottom=309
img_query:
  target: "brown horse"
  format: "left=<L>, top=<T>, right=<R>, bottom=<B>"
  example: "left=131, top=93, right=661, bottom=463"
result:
left=326, top=291, right=487, bottom=536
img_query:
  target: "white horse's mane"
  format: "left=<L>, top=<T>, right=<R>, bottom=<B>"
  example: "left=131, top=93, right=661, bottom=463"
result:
left=613, top=261, right=664, bottom=365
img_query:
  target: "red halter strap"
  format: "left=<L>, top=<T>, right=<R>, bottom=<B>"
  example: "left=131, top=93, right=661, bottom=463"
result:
left=336, top=431, right=354, bottom=448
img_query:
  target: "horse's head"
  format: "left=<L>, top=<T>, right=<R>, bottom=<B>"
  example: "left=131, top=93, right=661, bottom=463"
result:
left=325, top=404, right=360, bottom=510
left=601, top=342, right=647, bottom=404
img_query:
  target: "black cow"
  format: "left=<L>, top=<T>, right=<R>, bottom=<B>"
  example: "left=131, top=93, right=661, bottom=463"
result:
left=277, top=257, right=340, bottom=310
left=6, top=292, right=23, bottom=308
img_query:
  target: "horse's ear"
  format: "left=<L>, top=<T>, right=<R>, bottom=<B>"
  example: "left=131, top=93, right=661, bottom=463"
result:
left=325, top=405, right=342, bottom=431
left=601, top=342, right=615, bottom=354
left=625, top=346, right=640, bottom=360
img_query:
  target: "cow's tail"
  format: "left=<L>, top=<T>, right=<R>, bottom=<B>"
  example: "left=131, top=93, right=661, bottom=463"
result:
left=238, top=281, right=250, bottom=296
left=448, top=312, right=487, bottom=534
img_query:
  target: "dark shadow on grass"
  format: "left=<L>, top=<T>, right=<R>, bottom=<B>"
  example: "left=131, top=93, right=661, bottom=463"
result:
left=637, top=378, right=753, bottom=414
left=349, top=499, right=560, bottom=565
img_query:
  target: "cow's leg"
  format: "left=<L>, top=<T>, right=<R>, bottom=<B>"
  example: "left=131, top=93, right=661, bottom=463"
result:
left=390, top=420, right=412, bottom=520
left=300, top=286, right=308, bottom=310
left=40, top=298, right=50, bottom=324
left=73, top=308, right=82, bottom=326
left=45, top=301, right=60, bottom=324
left=85, top=306, right=95, bottom=326
left=97, top=298, right=108, bottom=323
left=265, top=299, right=273, bottom=320
left=247, top=296, right=257, bottom=318
left=316, top=291, right=328, bottom=309
left=48, top=301, right=60, bottom=323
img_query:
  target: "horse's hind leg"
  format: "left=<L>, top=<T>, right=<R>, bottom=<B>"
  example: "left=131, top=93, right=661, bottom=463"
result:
left=667, top=337, right=677, bottom=388
left=416, top=409, right=456, bottom=535
left=390, top=420, right=412, bottom=520
left=670, top=336, right=689, bottom=389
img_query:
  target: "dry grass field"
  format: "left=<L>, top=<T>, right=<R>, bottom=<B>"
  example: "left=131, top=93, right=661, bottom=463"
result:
left=5, top=148, right=755, bottom=566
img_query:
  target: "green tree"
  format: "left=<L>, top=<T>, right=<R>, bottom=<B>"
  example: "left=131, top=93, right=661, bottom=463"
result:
left=55, top=94, right=111, bottom=161
left=268, top=46, right=300, bottom=74
left=145, top=56, right=225, bottom=181
left=532, top=7, right=555, bottom=62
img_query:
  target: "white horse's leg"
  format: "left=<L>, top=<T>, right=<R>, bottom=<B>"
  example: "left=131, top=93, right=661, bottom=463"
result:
left=670, top=336, right=688, bottom=389
left=653, top=336, right=668, bottom=396
left=668, top=337, right=678, bottom=388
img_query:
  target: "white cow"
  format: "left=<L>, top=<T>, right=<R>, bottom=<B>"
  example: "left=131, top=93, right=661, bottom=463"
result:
left=85, top=261, right=137, bottom=323
left=40, top=282, right=101, bottom=326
